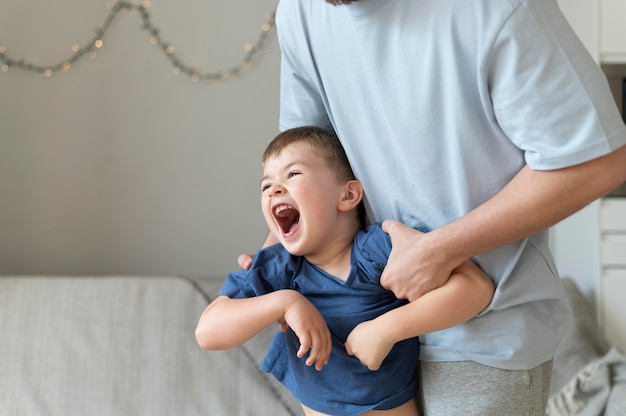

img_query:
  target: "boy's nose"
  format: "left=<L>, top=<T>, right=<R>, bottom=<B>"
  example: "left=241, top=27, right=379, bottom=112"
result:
left=270, top=184, right=285, bottom=195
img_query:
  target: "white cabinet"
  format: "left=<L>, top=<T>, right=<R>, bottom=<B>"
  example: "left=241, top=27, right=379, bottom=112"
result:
left=598, top=198, right=626, bottom=352
left=600, top=0, right=626, bottom=62
left=556, top=1, right=626, bottom=352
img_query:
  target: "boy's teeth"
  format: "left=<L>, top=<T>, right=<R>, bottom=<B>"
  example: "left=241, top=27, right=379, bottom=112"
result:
left=275, top=205, right=294, bottom=216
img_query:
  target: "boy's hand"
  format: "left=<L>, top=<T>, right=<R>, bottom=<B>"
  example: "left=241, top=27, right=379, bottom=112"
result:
left=345, top=320, right=394, bottom=371
left=283, top=294, right=332, bottom=371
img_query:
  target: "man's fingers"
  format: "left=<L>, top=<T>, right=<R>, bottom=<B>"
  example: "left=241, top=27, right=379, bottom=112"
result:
left=237, top=253, right=253, bottom=270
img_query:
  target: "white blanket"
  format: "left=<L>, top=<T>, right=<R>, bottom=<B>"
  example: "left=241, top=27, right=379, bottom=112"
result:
left=547, top=347, right=626, bottom=416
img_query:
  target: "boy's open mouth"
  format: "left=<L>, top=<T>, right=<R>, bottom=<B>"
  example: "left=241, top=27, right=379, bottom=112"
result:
left=274, top=204, right=300, bottom=235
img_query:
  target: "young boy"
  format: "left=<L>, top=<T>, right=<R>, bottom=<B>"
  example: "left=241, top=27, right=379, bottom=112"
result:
left=195, top=126, right=494, bottom=416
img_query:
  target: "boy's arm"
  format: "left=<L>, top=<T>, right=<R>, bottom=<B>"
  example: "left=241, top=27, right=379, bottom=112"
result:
left=345, top=260, right=493, bottom=370
left=386, top=259, right=495, bottom=335
left=195, top=290, right=332, bottom=370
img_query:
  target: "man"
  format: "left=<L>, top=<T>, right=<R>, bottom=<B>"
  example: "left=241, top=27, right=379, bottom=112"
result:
left=257, top=0, right=626, bottom=414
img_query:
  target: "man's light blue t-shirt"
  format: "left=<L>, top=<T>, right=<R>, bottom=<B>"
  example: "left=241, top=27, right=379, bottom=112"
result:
left=276, top=0, right=626, bottom=370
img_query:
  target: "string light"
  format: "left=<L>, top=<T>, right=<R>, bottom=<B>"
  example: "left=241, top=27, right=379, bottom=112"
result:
left=0, top=1, right=276, bottom=82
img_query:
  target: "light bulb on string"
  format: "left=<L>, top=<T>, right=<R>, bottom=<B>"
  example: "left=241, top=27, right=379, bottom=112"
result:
left=0, top=1, right=276, bottom=82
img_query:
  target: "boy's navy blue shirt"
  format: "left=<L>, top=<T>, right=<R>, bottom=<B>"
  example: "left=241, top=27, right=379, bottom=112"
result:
left=218, top=223, right=418, bottom=415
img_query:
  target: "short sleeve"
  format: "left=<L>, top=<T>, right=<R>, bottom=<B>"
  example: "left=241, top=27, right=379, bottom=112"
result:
left=353, top=223, right=392, bottom=275
left=488, top=0, right=626, bottom=170
left=218, top=244, right=301, bottom=299
left=276, top=0, right=333, bottom=132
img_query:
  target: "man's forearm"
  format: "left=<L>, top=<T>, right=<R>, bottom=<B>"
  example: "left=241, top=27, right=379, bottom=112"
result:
left=262, top=231, right=279, bottom=248
left=434, top=144, right=626, bottom=267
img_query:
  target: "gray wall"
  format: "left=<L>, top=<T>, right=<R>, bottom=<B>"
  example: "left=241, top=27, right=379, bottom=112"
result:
left=0, top=0, right=602, bottom=303
left=0, top=0, right=279, bottom=278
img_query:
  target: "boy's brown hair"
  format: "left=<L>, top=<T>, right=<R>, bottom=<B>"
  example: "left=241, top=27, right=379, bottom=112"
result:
left=263, top=126, right=366, bottom=227
left=263, top=126, right=356, bottom=183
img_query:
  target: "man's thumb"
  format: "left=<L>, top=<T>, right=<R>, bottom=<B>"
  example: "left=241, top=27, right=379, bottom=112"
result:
left=381, top=219, right=402, bottom=236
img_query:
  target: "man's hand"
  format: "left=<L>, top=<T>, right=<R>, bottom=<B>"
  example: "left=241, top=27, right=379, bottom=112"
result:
left=381, top=220, right=458, bottom=302
left=238, top=232, right=279, bottom=270
left=237, top=253, right=253, bottom=270
left=345, top=320, right=394, bottom=371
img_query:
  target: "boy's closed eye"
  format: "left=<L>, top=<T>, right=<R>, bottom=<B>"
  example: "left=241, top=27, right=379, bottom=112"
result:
left=261, top=182, right=272, bottom=192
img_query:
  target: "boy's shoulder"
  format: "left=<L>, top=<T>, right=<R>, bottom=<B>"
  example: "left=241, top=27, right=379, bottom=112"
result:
left=356, top=222, right=387, bottom=242
left=353, top=222, right=391, bottom=263
left=221, top=243, right=302, bottom=296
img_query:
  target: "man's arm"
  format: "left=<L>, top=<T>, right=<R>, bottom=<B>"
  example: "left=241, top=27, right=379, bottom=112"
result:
left=382, top=144, right=626, bottom=302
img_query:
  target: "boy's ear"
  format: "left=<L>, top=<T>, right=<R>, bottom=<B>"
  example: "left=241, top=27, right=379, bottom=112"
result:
left=338, top=180, right=364, bottom=212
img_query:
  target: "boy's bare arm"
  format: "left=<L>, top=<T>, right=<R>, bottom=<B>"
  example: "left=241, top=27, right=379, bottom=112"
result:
left=345, top=261, right=493, bottom=370
left=195, top=290, right=332, bottom=370
left=414, top=259, right=495, bottom=331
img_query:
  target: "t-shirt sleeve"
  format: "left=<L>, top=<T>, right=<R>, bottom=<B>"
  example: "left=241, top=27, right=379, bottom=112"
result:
left=218, top=245, right=300, bottom=299
left=353, top=223, right=392, bottom=276
left=488, top=0, right=626, bottom=170
left=276, top=0, right=333, bottom=132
